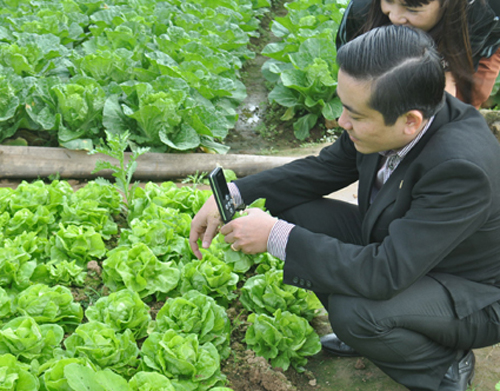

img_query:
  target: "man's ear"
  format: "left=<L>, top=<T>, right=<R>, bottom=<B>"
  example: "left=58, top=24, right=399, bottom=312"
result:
left=403, top=110, right=424, bottom=135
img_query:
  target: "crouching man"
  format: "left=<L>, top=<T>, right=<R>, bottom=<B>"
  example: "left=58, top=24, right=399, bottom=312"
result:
left=189, top=25, right=500, bottom=391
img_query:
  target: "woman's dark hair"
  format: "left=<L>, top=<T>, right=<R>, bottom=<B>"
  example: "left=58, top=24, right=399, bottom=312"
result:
left=337, top=25, right=445, bottom=125
left=360, top=0, right=475, bottom=103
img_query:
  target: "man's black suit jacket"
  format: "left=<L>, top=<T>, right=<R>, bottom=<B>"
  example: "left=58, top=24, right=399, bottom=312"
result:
left=235, top=94, right=500, bottom=319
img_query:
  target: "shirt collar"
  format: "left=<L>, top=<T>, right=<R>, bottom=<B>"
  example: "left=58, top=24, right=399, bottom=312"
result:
left=379, top=115, right=435, bottom=159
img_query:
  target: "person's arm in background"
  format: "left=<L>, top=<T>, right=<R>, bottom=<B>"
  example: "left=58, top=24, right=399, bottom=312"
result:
left=471, top=47, right=500, bottom=108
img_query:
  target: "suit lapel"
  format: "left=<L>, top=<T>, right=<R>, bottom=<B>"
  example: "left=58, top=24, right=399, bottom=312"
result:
left=358, top=102, right=450, bottom=243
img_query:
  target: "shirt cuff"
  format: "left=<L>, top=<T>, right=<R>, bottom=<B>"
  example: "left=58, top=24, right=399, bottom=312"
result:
left=267, top=219, right=295, bottom=261
left=227, top=182, right=244, bottom=209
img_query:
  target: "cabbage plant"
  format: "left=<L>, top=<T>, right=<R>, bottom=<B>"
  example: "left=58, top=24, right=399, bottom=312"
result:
left=64, top=321, right=140, bottom=378
left=141, top=329, right=226, bottom=391
left=244, top=309, right=321, bottom=372
left=102, top=243, right=180, bottom=300
left=128, top=371, right=175, bottom=391
left=0, top=316, right=64, bottom=365
left=85, top=289, right=151, bottom=340
left=151, top=290, right=231, bottom=359
left=240, top=269, right=315, bottom=321
left=14, top=284, right=83, bottom=332
left=178, top=253, right=238, bottom=307
left=0, top=353, right=39, bottom=390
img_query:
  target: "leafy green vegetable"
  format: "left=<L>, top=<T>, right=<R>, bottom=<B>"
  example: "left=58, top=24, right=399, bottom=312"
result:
left=128, top=371, right=175, bottom=391
left=0, top=287, right=14, bottom=321
left=64, top=321, right=140, bottom=378
left=240, top=269, right=315, bottom=321
left=38, top=357, right=98, bottom=391
left=129, top=181, right=211, bottom=221
left=151, top=290, right=231, bottom=359
left=0, top=246, right=36, bottom=291
left=71, top=180, right=122, bottom=216
left=31, top=259, right=87, bottom=287
left=261, top=0, right=346, bottom=140
left=0, top=353, right=39, bottom=390
left=244, top=309, right=321, bottom=372
left=49, top=224, right=107, bottom=266
left=63, top=363, right=130, bottom=391
left=85, top=289, right=151, bottom=340
left=0, top=316, right=64, bottom=365
left=102, top=243, right=180, bottom=300
left=178, top=252, right=239, bottom=307
left=14, top=284, right=83, bottom=332
left=118, top=217, right=189, bottom=263
left=141, top=329, right=226, bottom=391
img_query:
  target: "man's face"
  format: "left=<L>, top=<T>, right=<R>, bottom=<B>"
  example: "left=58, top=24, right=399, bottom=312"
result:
left=336, top=69, right=412, bottom=154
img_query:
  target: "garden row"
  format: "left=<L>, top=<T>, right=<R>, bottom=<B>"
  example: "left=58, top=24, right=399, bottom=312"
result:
left=0, top=134, right=324, bottom=390
left=0, top=0, right=349, bottom=154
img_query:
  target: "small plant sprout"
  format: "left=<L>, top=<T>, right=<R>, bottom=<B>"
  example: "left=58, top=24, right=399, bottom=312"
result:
left=89, top=130, right=149, bottom=212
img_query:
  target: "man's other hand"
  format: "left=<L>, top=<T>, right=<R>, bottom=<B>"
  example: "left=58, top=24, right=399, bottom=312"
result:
left=220, top=208, right=277, bottom=255
left=189, top=195, right=222, bottom=260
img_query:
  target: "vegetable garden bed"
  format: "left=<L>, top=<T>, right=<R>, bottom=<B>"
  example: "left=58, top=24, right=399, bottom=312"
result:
left=2, top=0, right=500, bottom=389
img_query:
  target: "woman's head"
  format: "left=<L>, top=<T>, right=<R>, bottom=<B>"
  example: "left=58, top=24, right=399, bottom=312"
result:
left=380, top=0, right=446, bottom=32
left=362, top=0, right=474, bottom=103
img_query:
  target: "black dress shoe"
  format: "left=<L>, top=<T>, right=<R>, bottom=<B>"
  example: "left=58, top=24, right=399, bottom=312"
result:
left=439, top=350, right=475, bottom=391
left=320, top=333, right=361, bottom=357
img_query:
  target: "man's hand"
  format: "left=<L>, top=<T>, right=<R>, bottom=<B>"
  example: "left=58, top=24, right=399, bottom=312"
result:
left=189, top=195, right=222, bottom=260
left=220, top=208, right=277, bottom=254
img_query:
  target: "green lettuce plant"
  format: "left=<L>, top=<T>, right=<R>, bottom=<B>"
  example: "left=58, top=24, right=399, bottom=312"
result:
left=102, top=243, right=180, bottom=300
left=244, top=309, right=321, bottom=372
left=118, top=217, right=186, bottom=262
left=178, top=252, right=239, bottom=307
left=151, top=290, right=231, bottom=359
left=4, top=206, right=54, bottom=239
left=31, top=259, right=87, bottom=287
left=128, top=181, right=211, bottom=221
left=49, top=224, right=107, bottom=266
left=64, top=321, right=140, bottom=378
left=0, top=246, right=36, bottom=291
left=60, top=198, right=118, bottom=240
left=85, top=289, right=151, bottom=340
left=60, top=363, right=130, bottom=391
left=0, top=287, right=14, bottom=321
left=0, top=353, right=39, bottom=390
left=128, top=371, right=175, bottom=391
left=0, top=316, right=64, bottom=365
left=13, top=284, right=83, bottom=332
left=71, top=180, right=122, bottom=216
left=140, top=329, right=226, bottom=391
left=240, top=269, right=315, bottom=321
left=2, top=231, right=49, bottom=263
left=52, top=77, right=106, bottom=150
left=38, top=357, right=98, bottom=391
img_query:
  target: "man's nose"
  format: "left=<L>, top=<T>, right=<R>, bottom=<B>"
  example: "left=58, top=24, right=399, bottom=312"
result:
left=337, top=109, right=351, bottom=130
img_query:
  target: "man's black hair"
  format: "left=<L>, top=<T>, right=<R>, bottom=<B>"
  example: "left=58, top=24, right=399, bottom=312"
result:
left=337, top=25, right=445, bottom=125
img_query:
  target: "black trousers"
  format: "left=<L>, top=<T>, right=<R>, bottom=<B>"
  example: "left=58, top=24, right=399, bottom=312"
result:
left=279, top=198, right=500, bottom=391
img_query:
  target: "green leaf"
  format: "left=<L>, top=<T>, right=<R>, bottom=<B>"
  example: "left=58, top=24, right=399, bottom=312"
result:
left=322, top=97, right=343, bottom=120
left=268, top=84, right=300, bottom=108
left=293, top=113, right=318, bottom=140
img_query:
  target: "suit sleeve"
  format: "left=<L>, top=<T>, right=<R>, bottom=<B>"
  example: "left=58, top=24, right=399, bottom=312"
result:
left=283, top=158, right=492, bottom=300
left=234, top=131, right=359, bottom=216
